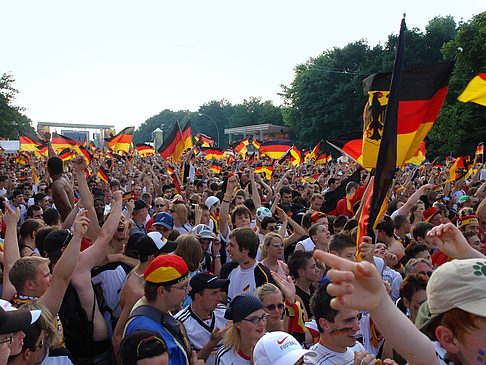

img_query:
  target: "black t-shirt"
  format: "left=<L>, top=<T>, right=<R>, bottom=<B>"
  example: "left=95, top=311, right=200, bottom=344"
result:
left=295, top=284, right=315, bottom=318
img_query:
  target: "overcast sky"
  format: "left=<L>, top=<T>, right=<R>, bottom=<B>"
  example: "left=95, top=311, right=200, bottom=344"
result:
left=2, top=0, right=483, bottom=132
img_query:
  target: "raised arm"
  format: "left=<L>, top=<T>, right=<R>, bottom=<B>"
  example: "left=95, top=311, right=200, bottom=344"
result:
left=314, top=251, right=438, bottom=365
left=249, top=168, right=262, bottom=209
left=1, top=204, right=21, bottom=300
left=219, top=175, right=238, bottom=239
left=40, top=210, right=88, bottom=315
left=73, top=155, right=101, bottom=239
left=395, top=183, right=433, bottom=216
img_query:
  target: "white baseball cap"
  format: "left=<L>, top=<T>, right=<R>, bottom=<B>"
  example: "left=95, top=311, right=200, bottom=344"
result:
left=253, top=331, right=315, bottom=365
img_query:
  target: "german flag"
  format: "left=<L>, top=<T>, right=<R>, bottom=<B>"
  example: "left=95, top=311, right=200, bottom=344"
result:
left=123, top=191, right=135, bottom=201
left=35, top=145, right=48, bottom=159
left=81, top=137, right=87, bottom=147
left=302, top=174, right=320, bottom=184
left=309, top=141, right=321, bottom=160
left=209, top=162, right=222, bottom=174
left=252, top=140, right=261, bottom=150
left=172, top=173, right=181, bottom=194
left=89, top=141, right=97, bottom=150
left=458, top=73, right=486, bottom=107
left=19, top=130, right=46, bottom=152
left=194, top=133, right=214, bottom=147
left=200, top=147, right=225, bottom=160
left=326, top=155, right=332, bottom=163
left=358, top=16, right=405, bottom=260
left=322, top=169, right=361, bottom=215
left=59, top=148, right=75, bottom=161
left=315, top=153, right=327, bottom=165
left=78, top=145, right=93, bottom=164
left=262, top=165, right=274, bottom=180
left=445, top=157, right=467, bottom=183
left=136, top=143, right=155, bottom=157
left=181, top=121, right=193, bottom=150
left=234, top=137, right=250, bottom=157
left=327, top=131, right=363, bottom=164
left=405, top=141, right=426, bottom=165
left=97, top=166, right=109, bottom=183
left=104, top=127, right=134, bottom=154
left=52, top=133, right=79, bottom=152
left=361, top=59, right=454, bottom=170
left=260, top=140, right=292, bottom=160
left=158, top=122, right=185, bottom=163
left=476, top=144, right=484, bottom=156
left=31, top=166, right=39, bottom=185
left=290, top=146, right=302, bottom=166
left=16, top=153, right=29, bottom=165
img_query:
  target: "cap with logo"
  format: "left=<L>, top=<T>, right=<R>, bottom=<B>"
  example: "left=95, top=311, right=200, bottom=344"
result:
left=147, top=232, right=177, bottom=254
left=415, top=258, right=486, bottom=336
left=205, top=196, right=220, bottom=210
left=143, top=254, right=188, bottom=286
left=152, top=212, right=173, bottom=230
left=253, top=331, right=316, bottom=365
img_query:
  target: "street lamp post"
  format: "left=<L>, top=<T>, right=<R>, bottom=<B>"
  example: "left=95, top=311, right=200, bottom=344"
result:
left=198, top=113, right=220, bottom=147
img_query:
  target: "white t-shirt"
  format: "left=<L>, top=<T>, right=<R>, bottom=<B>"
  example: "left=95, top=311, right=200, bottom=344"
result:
left=297, top=237, right=315, bottom=252
left=304, top=341, right=366, bottom=364
left=225, top=262, right=259, bottom=304
left=357, top=312, right=383, bottom=357
left=175, top=304, right=228, bottom=365
left=215, top=346, right=251, bottom=365
left=381, top=266, right=402, bottom=303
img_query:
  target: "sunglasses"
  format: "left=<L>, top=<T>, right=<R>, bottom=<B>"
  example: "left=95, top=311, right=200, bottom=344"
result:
left=269, top=242, right=283, bottom=248
left=0, top=335, right=12, bottom=345
left=155, top=204, right=166, bottom=208
left=267, top=226, right=277, bottom=232
left=418, top=271, right=433, bottom=277
left=169, top=209, right=175, bottom=213
left=264, top=303, right=285, bottom=311
left=243, top=313, right=269, bottom=324
left=168, top=283, right=190, bottom=291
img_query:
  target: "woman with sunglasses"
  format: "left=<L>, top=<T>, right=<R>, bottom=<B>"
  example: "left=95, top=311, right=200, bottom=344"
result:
left=254, top=284, right=285, bottom=332
left=215, top=293, right=267, bottom=365
left=260, top=233, right=289, bottom=281
left=169, top=201, right=193, bottom=235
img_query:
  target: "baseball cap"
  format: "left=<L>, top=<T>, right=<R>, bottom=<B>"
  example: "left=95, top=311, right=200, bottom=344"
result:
left=189, top=272, right=228, bottom=297
left=192, top=224, right=214, bottom=239
left=205, top=196, right=220, bottom=210
left=134, top=199, right=148, bottom=210
left=253, top=331, right=316, bottom=365
left=225, top=292, right=264, bottom=322
left=126, top=232, right=145, bottom=258
left=144, top=254, right=188, bottom=286
left=256, top=207, right=273, bottom=222
left=415, top=258, right=486, bottom=336
left=152, top=212, right=173, bottom=229
left=119, top=329, right=168, bottom=363
left=147, top=232, right=177, bottom=254
left=0, top=301, right=41, bottom=335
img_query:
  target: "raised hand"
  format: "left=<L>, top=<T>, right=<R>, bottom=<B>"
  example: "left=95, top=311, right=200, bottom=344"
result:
left=211, top=235, right=222, bottom=255
left=3, top=202, right=20, bottom=226
left=73, top=210, right=90, bottom=238
left=314, top=250, right=387, bottom=312
left=112, top=190, right=123, bottom=203
left=427, top=223, right=485, bottom=259
left=73, top=155, right=86, bottom=172
left=271, top=273, right=296, bottom=303
left=226, top=174, right=238, bottom=193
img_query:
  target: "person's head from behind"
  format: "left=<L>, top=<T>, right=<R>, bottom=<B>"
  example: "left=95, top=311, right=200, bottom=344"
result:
left=329, top=234, right=357, bottom=262
left=412, top=221, right=435, bottom=251
left=415, top=259, right=486, bottom=365
left=310, top=283, right=361, bottom=352
left=42, top=208, right=60, bottom=227
left=9, top=256, right=52, bottom=298
left=224, top=293, right=266, bottom=351
left=333, top=215, right=348, bottom=234
left=174, top=234, right=202, bottom=273
left=399, top=273, right=428, bottom=323
left=228, top=227, right=259, bottom=263
left=120, top=330, right=169, bottom=365
left=47, top=157, right=63, bottom=177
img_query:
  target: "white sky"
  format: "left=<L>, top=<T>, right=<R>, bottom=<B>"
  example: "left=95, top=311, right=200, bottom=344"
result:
left=2, top=0, right=484, bottom=132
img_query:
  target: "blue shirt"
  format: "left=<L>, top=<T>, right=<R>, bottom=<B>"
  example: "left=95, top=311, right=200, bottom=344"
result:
left=125, top=315, right=189, bottom=365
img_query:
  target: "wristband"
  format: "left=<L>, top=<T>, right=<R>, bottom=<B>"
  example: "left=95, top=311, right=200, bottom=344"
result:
left=212, top=254, right=221, bottom=258
left=394, top=262, right=404, bottom=270
left=222, top=199, right=231, bottom=203
left=224, top=193, right=232, bottom=199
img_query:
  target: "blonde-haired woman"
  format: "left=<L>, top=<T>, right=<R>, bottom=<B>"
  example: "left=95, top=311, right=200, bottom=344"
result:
left=170, top=201, right=192, bottom=234
left=260, top=233, right=289, bottom=281
left=174, top=234, right=202, bottom=308
left=215, top=293, right=267, bottom=365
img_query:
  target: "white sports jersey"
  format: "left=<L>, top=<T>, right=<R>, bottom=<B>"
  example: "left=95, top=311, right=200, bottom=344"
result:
left=305, top=341, right=366, bottom=365
left=215, top=346, right=251, bottom=365
left=175, top=304, right=228, bottom=365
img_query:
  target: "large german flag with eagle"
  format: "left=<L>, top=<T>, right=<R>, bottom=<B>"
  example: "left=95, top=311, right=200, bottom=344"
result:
left=361, top=60, right=454, bottom=169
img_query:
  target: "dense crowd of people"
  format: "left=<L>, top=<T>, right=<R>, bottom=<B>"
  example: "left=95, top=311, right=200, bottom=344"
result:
left=0, top=135, right=486, bottom=365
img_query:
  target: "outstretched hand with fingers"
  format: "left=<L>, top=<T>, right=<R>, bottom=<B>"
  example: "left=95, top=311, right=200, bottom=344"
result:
left=313, top=250, right=387, bottom=312
left=427, top=223, right=481, bottom=259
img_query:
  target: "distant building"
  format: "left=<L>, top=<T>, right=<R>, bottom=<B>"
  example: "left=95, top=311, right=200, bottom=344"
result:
left=224, top=123, right=293, bottom=142
left=37, top=122, right=115, bottom=147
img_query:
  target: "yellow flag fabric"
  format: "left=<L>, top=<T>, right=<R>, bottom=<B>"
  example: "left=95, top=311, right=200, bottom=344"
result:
left=458, top=74, right=486, bottom=107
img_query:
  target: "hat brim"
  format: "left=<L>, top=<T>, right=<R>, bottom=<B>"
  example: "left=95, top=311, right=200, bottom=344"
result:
left=152, top=222, right=173, bottom=230
left=415, top=300, right=441, bottom=338
left=159, top=241, right=178, bottom=254
left=199, top=234, right=214, bottom=240
left=270, top=349, right=316, bottom=365
left=0, top=309, right=41, bottom=335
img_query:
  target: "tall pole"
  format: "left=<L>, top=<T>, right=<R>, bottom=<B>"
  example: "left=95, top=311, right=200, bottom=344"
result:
left=198, top=113, right=220, bottom=147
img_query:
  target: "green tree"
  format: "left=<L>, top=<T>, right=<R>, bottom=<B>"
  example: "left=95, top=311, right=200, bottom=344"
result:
left=0, top=73, right=34, bottom=139
left=228, top=97, right=283, bottom=129
left=429, top=12, right=486, bottom=158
